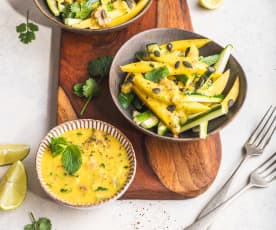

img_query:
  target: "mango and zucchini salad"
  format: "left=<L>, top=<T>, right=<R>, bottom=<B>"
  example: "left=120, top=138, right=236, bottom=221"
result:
left=46, top=0, right=150, bottom=29
left=118, top=39, right=240, bottom=138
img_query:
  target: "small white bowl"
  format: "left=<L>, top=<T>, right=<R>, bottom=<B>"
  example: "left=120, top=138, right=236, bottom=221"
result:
left=36, top=119, right=136, bottom=209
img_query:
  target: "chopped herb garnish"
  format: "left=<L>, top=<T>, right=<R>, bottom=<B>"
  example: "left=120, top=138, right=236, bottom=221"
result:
left=46, top=183, right=52, bottom=188
left=95, top=186, right=108, bottom=191
left=99, top=163, right=105, bottom=168
left=60, top=188, right=72, bottom=193
left=124, top=165, right=129, bottom=169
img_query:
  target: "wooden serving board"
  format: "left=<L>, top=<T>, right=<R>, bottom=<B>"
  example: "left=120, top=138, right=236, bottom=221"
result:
left=57, top=0, right=221, bottom=199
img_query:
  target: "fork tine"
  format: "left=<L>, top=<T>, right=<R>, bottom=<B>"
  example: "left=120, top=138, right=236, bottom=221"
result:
left=255, top=152, right=276, bottom=174
left=248, top=105, right=275, bottom=144
left=256, top=116, right=276, bottom=149
left=266, top=168, right=276, bottom=182
left=262, top=159, right=276, bottom=177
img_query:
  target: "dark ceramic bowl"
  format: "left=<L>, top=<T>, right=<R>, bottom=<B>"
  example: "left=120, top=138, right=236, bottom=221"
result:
left=109, top=28, right=247, bottom=141
left=33, top=0, right=152, bottom=34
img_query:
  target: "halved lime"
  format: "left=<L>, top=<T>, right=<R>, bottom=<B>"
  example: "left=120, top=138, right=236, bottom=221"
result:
left=0, top=144, right=30, bottom=166
left=0, top=161, right=27, bottom=210
left=199, top=0, right=224, bottom=10
left=46, top=0, right=60, bottom=17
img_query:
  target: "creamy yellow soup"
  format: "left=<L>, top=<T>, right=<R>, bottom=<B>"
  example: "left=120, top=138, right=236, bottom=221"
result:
left=41, top=128, right=130, bottom=204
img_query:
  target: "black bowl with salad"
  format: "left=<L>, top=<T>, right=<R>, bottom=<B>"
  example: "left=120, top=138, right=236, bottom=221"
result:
left=34, top=0, right=152, bottom=33
left=109, top=28, right=247, bottom=141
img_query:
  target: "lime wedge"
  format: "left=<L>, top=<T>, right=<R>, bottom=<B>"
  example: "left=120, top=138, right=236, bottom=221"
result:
left=0, top=144, right=30, bottom=166
left=46, top=0, right=60, bottom=17
left=0, top=161, right=27, bottom=210
left=199, top=0, right=224, bottom=10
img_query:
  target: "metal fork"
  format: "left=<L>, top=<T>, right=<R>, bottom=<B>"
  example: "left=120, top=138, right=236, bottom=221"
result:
left=196, top=105, right=276, bottom=228
left=185, top=152, right=276, bottom=230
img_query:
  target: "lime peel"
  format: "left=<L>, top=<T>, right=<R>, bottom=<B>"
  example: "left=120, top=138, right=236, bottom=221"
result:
left=199, top=0, right=224, bottom=10
left=0, top=144, right=30, bottom=166
left=0, top=161, right=27, bottom=210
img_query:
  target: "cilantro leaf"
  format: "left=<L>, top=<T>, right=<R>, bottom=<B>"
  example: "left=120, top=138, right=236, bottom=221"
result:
left=62, top=144, right=82, bottom=175
left=36, top=218, right=52, bottom=230
left=73, top=83, right=84, bottom=97
left=82, top=78, right=100, bottom=98
left=16, top=23, right=26, bottom=33
left=73, top=56, right=113, bottom=116
left=16, top=10, right=39, bottom=44
left=144, top=66, right=169, bottom=82
left=118, top=92, right=134, bottom=109
left=24, top=224, right=35, bottom=230
left=24, top=212, right=52, bottom=230
left=50, top=137, right=68, bottom=157
left=73, top=78, right=100, bottom=115
left=199, top=54, right=220, bottom=66
left=88, top=56, right=114, bottom=80
left=28, top=23, right=39, bottom=32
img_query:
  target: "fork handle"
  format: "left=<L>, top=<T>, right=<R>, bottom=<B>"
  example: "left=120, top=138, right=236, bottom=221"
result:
left=185, top=184, right=253, bottom=230
left=197, top=155, right=249, bottom=220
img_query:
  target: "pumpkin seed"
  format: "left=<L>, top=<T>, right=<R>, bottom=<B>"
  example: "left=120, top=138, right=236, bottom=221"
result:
left=175, top=61, right=180, bottom=69
left=166, top=43, right=173, bottom=51
left=183, top=61, right=193, bottom=68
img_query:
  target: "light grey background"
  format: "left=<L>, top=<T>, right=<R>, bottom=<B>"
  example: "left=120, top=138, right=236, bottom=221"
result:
left=0, top=0, right=276, bottom=229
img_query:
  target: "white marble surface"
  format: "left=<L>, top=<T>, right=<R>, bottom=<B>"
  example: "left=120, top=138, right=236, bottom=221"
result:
left=1, top=0, right=276, bottom=229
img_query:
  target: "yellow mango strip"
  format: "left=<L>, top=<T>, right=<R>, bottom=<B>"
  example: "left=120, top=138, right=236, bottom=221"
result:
left=121, top=61, right=206, bottom=76
left=221, top=77, right=240, bottom=111
left=149, top=54, right=208, bottom=70
left=132, top=86, right=181, bottom=135
left=203, top=70, right=230, bottom=96
left=134, top=76, right=210, bottom=114
left=132, top=74, right=171, bottom=103
left=107, top=0, right=150, bottom=27
left=121, top=61, right=165, bottom=73
left=186, top=44, right=200, bottom=58
left=160, top=39, right=211, bottom=52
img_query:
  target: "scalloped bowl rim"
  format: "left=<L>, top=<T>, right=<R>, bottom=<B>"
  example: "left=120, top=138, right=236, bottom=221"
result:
left=36, top=119, right=136, bottom=209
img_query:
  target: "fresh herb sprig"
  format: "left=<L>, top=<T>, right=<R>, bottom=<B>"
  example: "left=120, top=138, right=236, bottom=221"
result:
left=50, top=137, right=82, bottom=175
left=73, top=56, right=113, bottom=116
left=24, top=212, right=52, bottom=230
left=73, top=78, right=100, bottom=116
left=16, top=10, right=39, bottom=44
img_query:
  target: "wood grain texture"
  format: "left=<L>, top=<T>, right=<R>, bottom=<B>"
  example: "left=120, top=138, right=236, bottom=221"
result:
left=57, top=0, right=222, bottom=199
left=146, top=134, right=221, bottom=197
